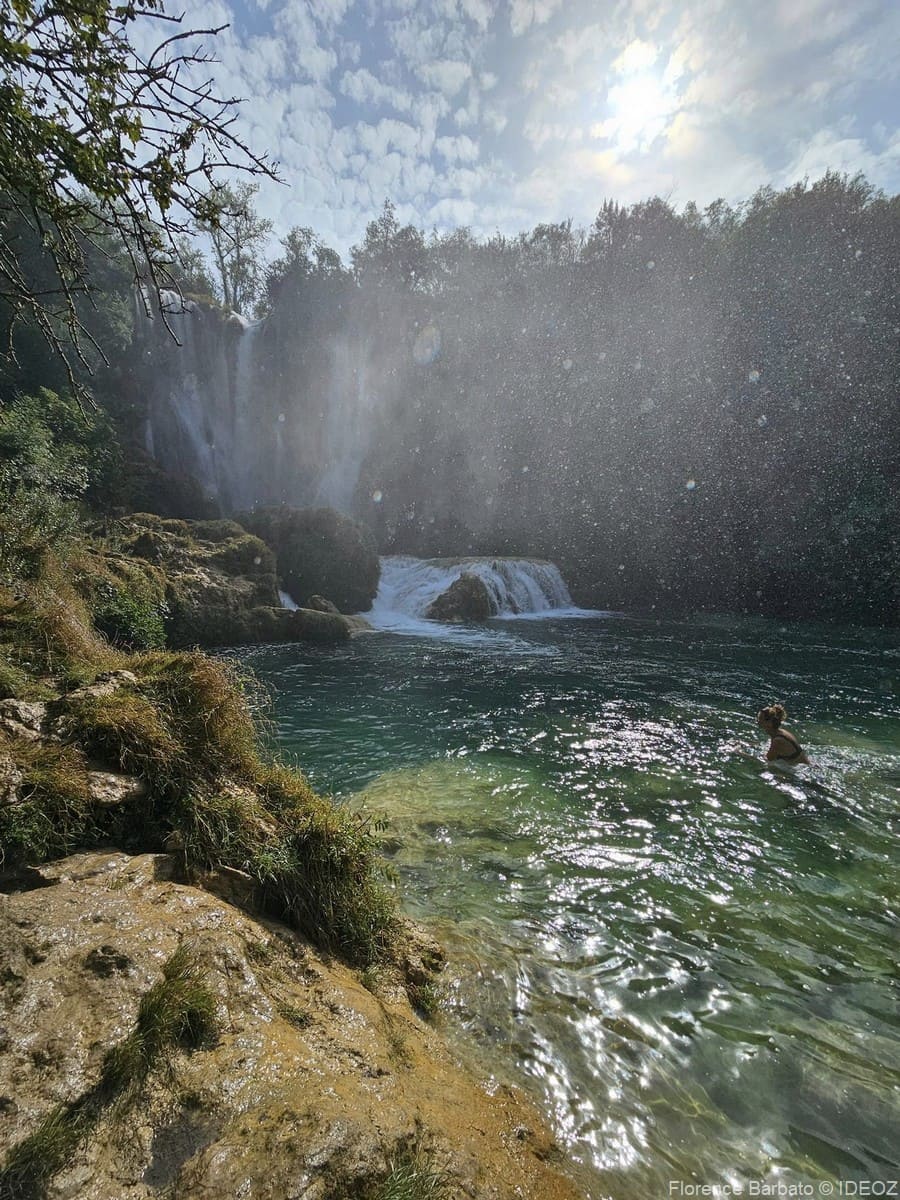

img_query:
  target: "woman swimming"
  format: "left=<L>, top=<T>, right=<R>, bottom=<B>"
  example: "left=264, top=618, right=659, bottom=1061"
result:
left=757, top=704, right=811, bottom=766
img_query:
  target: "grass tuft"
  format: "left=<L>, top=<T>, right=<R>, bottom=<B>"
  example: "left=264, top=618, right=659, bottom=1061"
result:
left=0, top=736, right=95, bottom=870
left=371, top=1148, right=452, bottom=1200
left=0, top=1103, right=92, bottom=1200
left=277, top=1001, right=313, bottom=1029
left=101, top=944, right=218, bottom=1097
left=0, top=944, right=216, bottom=1200
left=0, top=652, right=29, bottom=700
left=56, top=688, right=181, bottom=782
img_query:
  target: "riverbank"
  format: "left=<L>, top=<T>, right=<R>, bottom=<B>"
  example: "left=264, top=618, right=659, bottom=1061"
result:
left=1, top=851, right=580, bottom=1200
left=0, top=542, right=583, bottom=1199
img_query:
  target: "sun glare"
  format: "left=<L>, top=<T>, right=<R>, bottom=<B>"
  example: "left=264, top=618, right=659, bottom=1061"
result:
left=606, top=71, right=675, bottom=153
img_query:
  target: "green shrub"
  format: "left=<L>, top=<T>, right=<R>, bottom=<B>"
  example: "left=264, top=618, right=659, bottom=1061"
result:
left=0, top=390, right=121, bottom=584
left=92, top=580, right=168, bottom=650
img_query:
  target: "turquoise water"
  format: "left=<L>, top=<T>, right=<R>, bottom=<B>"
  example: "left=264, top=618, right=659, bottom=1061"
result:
left=236, top=614, right=900, bottom=1196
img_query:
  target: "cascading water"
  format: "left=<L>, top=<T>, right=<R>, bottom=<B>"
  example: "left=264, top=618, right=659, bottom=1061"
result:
left=135, top=290, right=258, bottom=509
left=367, top=555, right=593, bottom=633
left=135, top=290, right=381, bottom=515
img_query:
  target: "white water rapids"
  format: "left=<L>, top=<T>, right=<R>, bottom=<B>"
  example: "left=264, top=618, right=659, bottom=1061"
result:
left=364, top=555, right=598, bottom=635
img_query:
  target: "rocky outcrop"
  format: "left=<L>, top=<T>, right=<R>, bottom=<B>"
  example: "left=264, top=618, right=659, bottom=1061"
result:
left=0, top=852, right=582, bottom=1200
left=250, top=605, right=358, bottom=644
left=239, top=507, right=380, bottom=614
left=107, top=515, right=364, bottom=647
left=113, top=514, right=279, bottom=648
left=306, top=595, right=340, bottom=615
left=426, top=572, right=494, bottom=622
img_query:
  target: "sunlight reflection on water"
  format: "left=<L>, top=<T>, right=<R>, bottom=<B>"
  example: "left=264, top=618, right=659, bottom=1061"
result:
left=238, top=613, right=900, bottom=1196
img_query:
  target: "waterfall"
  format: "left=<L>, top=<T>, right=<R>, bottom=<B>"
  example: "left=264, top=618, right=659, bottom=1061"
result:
left=136, top=291, right=380, bottom=515
left=368, top=555, right=584, bottom=631
left=136, top=290, right=253, bottom=509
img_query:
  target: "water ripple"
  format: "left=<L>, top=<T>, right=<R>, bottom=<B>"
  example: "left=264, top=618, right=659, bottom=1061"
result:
left=237, top=613, right=900, bottom=1194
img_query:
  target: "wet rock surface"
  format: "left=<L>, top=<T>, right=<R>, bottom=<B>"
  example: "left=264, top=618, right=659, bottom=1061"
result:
left=0, top=852, right=583, bottom=1200
left=426, top=573, right=494, bottom=622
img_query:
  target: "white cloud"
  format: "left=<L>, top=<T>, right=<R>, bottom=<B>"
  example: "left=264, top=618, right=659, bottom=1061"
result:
left=307, top=0, right=353, bottom=25
left=418, top=58, right=473, bottom=96
left=483, top=106, right=508, bottom=135
left=509, top=0, right=564, bottom=37
left=781, top=127, right=900, bottom=190
left=339, top=68, right=414, bottom=113
left=435, top=134, right=480, bottom=162
left=426, top=196, right=478, bottom=225
left=273, top=1, right=338, bottom=82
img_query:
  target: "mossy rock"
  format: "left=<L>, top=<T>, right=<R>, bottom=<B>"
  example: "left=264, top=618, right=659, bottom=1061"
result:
left=109, top=515, right=280, bottom=648
left=239, top=507, right=380, bottom=614
left=118, top=445, right=220, bottom=520
left=250, top=606, right=352, bottom=644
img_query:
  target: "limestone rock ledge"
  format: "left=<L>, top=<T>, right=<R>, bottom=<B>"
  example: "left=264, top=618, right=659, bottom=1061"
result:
left=0, top=852, right=583, bottom=1200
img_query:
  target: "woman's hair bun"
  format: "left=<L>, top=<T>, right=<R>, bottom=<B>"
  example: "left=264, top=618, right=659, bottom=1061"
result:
left=769, top=704, right=787, bottom=724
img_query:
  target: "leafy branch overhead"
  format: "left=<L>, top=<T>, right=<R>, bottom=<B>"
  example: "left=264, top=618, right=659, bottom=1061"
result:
left=0, top=0, right=280, bottom=391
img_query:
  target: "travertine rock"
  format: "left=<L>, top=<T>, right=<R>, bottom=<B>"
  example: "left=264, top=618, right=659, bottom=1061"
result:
left=0, top=852, right=582, bottom=1200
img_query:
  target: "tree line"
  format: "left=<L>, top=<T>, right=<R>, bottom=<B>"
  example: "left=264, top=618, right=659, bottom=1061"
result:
left=1, top=5, right=896, bottom=624
left=197, top=177, right=897, bottom=626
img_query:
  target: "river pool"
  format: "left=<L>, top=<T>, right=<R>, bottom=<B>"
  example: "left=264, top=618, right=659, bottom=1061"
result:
left=235, top=611, right=900, bottom=1196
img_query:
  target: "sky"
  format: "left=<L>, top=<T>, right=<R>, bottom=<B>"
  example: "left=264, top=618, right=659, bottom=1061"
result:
left=171, top=0, right=900, bottom=256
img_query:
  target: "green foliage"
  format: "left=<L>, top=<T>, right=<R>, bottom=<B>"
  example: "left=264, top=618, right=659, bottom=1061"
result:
left=0, top=389, right=115, bottom=579
left=199, top=181, right=273, bottom=315
left=0, top=1, right=275, bottom=389
left=91, top=579, right=168, bottom=650
left=0, top=944, right=216, bottom=1200
left=351, top=200, right=429, bottom=293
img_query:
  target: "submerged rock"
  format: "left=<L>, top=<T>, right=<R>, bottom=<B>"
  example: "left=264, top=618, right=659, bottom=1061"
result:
left=0, top=852, right=582, bottom=1200
left=426, top=572, right=494, bottom=622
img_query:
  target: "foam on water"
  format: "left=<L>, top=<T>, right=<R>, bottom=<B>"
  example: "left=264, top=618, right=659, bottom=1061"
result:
left=366, top=554, right=601, bottom=637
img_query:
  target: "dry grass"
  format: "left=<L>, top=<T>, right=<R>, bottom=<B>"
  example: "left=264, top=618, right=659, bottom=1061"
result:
left=0, top=735, right=95, bottom=869
left=3, top=556, right=400, bottom=968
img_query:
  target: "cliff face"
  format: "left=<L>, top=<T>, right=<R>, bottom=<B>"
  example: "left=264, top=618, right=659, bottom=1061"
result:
left=0, top=851, right=582, bottom=1200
